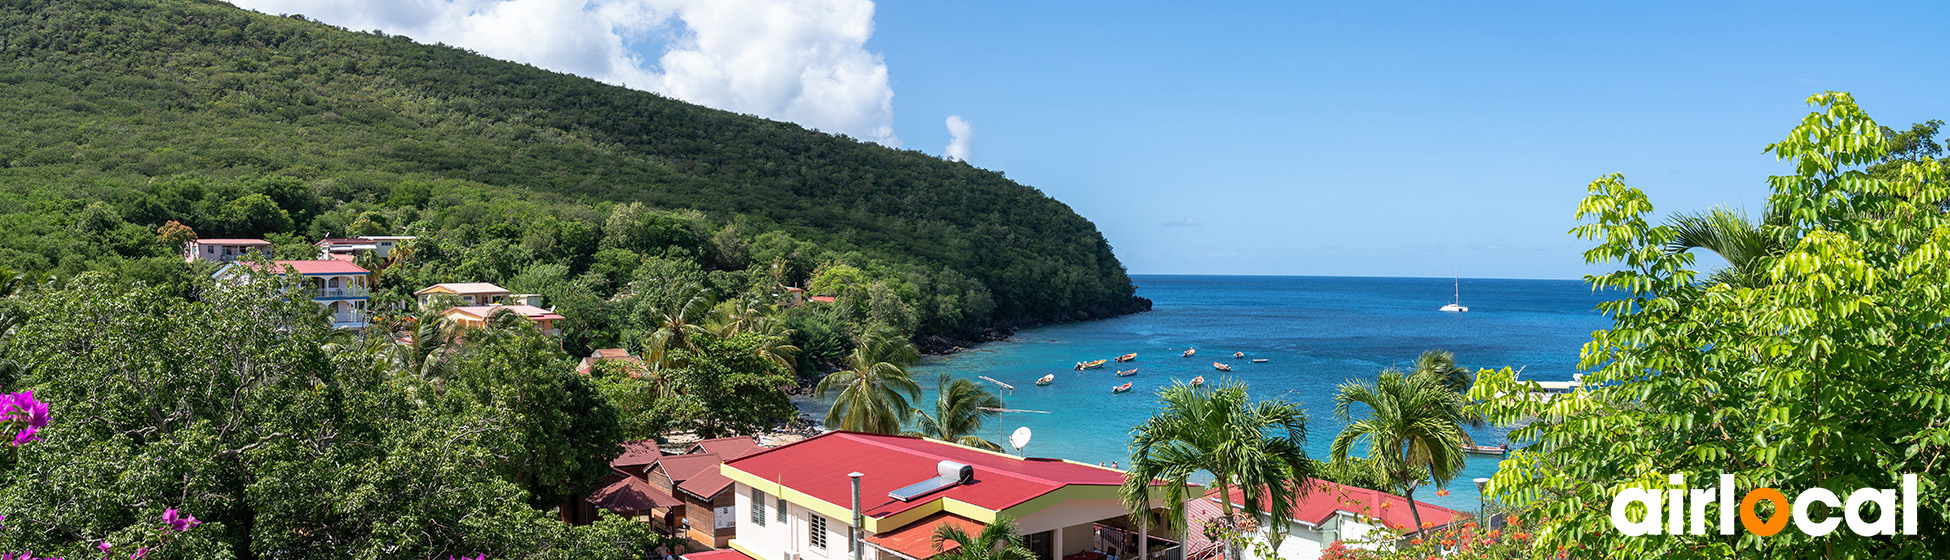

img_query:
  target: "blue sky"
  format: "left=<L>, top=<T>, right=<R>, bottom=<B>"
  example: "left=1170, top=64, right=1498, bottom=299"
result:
left=232, top=0, right=1950, bottom=279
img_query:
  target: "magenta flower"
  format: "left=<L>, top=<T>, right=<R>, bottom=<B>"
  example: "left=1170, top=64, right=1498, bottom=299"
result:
left=131, top=547, right=148, bottom=559
left=161, top=508, right=198, bottom=532
left=1, top=390, right=49, bottom=446
left=97, top=542, right=112, bottom=552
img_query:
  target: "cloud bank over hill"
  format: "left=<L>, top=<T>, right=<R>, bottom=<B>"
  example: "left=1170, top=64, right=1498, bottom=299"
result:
left=227, top=0, right=899, bottom=146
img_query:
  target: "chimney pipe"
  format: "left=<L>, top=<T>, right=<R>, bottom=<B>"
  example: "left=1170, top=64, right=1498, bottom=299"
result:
left=850, top=472, right=864, bottom=560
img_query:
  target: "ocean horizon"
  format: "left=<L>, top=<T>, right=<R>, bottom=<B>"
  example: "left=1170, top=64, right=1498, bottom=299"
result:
left=800, top=273, right=1615, bottom=512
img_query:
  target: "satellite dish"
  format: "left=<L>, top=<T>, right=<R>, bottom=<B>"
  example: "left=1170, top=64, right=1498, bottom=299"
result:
left=1010, top=427, right=1033, bottom=453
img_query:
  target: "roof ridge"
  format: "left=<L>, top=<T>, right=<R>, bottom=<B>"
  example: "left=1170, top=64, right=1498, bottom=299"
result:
left=834, top=432, right=1070, bottom=489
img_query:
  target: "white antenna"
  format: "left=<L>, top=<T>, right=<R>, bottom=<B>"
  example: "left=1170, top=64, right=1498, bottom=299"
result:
left=979, top=407, right=1050, bottom=455
left=1010, top=427, right=1033, bottom=454
left=979, top=375, right=1015, bottom=395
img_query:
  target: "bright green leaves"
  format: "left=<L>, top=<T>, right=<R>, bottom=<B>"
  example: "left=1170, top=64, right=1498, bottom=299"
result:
left=1470, top=93, right=1950, bottom=558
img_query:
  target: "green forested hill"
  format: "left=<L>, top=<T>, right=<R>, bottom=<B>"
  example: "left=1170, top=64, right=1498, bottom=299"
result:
left=0, top=0, right=1142, bottom=339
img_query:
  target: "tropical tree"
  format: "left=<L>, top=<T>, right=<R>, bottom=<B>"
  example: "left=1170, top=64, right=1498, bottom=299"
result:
left=813, top=328, right=921, bottom=434
left=1662, top=204, right=1790, bottom=287
left=1329, top=369, right=1472, bottom=535
left=931, top=517, right=1037, bottom=560
left=374, top=306, right=464, bottom=385
left=906, top=372, right=1003, bottom=450
left=1408, top=349, right=1473, bottom=396
left=1470, top=92, right=1950, bottom=558
left=639, top=282, right=715, bottom=367
left=1119, top=379, right=1312, bottom=560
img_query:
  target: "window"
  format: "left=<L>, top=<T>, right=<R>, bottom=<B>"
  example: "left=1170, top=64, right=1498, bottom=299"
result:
left=752, top=488, right=767, bottom=526
left=809, top=514, right=827, bottom=550
left=777, top=495, right=787, bottom=523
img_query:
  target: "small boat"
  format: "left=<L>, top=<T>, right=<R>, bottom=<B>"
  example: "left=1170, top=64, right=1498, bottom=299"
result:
left=1232, top=352, right=1244, bottom=358
left=1440, top=270, right=1469, bottom=312
left=1189, top=376, right=1205, bottom=387
left=1035, top=374, right=1055, bottom=386
left=1462, top=444, right=1508, bottom=456
left=1213, top=362, right=1232, bottom=372
left=1112, top=382, right=1133, bottom=394
left=1075, top=359, right=1108, bottom=370
left=1115, top=368, right=1138, bottom=377
left=1252, top=358, right=1268, bottom=363
left=1115, top=353, right=1138, bottom=362
left=1183, top=348, right=1196, bottom=358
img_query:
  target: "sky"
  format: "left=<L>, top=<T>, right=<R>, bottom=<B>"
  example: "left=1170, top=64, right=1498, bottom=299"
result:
left=225, top=0, right=1950, bottom=279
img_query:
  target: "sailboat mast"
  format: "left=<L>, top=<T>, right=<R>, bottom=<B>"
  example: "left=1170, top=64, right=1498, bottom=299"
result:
left=1453, top=268, right=1460, bottom=305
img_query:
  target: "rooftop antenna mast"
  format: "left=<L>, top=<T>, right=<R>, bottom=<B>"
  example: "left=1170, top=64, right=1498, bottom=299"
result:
left=977, top=407, right=1049, bottom=455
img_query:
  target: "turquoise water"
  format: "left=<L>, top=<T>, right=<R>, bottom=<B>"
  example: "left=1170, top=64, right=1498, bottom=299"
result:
left=811, top=274, right=1614, bottom=512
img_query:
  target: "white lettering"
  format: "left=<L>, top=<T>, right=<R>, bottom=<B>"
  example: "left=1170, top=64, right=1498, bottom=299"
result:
left=1793, top=488, right=1841, bottom=536
left=1611, top=487, right=1663, bottom=536
left=1719, top=473, right=1736, bottom=535
left=1843, top=488, right=1896, bottom=536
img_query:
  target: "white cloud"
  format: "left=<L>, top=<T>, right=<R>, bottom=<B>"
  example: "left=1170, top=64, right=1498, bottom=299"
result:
left=226, top=0, right=899, bottom=145
left=944, top=115, right=973, bottom=162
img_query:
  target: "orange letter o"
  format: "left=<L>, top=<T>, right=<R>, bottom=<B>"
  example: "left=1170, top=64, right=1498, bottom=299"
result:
left=1741, top=488, right=1790, bottom=536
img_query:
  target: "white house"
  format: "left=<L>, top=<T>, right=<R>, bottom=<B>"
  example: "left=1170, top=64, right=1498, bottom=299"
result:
left=214, top=259, right=372, bottom=330
left=1200, top=479, right=1463, bottom=560
left=184, top=238, right=271, bottom=263
left=713, top=431, right=1190, bottom=560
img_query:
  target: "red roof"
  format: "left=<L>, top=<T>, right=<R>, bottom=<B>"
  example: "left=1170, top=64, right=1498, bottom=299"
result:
left=588, top=475, right=683, bottom=512
left=678, top=465, right=738, bottom=500
left=325, top=253, right=356, bottom=262
left=687, top=436, right=762, bottom=459
left=236, top=260, right=369, bottom=275
left=446, top=304, right=565, bottom=322
left=612, top=440, right=663, bottom=468
left=684, top=549, right=756, bottom=560
left=809, top=296, right=837, bottom=303
left=724, top=431, right=1132, bottom=519
left=195, top=239, right=271, bottom=245
left=656, top=453, right=726, bottom=484
left=865, top=512, right=983, bottom=559
left=1214, top=479, right=1464, bottom=532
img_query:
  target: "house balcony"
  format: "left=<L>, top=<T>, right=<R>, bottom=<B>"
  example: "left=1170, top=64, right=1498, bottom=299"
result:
left=329, top=314, right=366, bottom=331
left=314, top=286, right=369, bottom=299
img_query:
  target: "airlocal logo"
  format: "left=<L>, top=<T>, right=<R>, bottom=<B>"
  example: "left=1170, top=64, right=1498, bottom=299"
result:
left=1610, top=474, right=1919, bottom=536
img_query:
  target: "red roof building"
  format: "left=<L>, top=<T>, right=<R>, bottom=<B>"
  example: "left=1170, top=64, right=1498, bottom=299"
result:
left=1207, top=479, right=1465, bottom=560
left=722, top=431, right=1188, bottom=560
left=210, top=259, right=371, bottom=330
left=442, top=304, right=565, bottom=337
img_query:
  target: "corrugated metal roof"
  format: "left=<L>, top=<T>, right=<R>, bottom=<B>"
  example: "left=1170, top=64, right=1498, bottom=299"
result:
left=865, top=512, right=983, bottom=559
left=725, top=431, right=1130, bottom=519
left=1217, top=479, right=1464, bottom=532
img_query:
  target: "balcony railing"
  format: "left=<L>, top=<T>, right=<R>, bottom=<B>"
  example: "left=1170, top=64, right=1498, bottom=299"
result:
left=314, top=287, right=369, bottom=299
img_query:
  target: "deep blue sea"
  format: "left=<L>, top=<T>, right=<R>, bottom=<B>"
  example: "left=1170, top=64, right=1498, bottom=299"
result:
left=804, top=274, right=1614, bottom=512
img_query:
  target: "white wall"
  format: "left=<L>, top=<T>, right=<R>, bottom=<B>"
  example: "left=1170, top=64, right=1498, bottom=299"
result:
left=733, top=482, right=858, bottom=560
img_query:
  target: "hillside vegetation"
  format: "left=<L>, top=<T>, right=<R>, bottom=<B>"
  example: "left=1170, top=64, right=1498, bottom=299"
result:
left=0, top=0, right=1144, bottom=357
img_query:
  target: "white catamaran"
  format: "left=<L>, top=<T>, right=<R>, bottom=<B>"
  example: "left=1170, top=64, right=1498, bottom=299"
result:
left=1440, top=270, right=1469, bottom=313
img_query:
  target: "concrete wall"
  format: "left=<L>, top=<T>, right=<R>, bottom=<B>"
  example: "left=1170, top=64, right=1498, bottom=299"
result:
left=734, top=482, right=859, bottom=560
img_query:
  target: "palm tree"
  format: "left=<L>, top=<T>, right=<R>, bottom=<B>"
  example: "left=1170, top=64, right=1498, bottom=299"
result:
left=906, top=373, right=1003, bottom=450
left=1663, top=204, right=1790, bottom=287
left=813, top=328, right=921, bottom=434
left=640, top=283, right=715, bottom=367
left=1409, top=350, right=1472, bottom=396
left=931, top=517, right=1037, bottom=560
left=707, top=297, right=801, bottom=370
left=373, top=307, right=463, bottom=383
left=1120, top=379, right=1312, bottom=560
left=1329, top=369, right=1473, bottom=535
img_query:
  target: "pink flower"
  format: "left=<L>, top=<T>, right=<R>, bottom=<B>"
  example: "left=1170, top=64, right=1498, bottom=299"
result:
left=1, top=390, right=50, bottom=446
left=162, top=508, right=198, bottom=532
left=98, top=542, right=113, bottom=552
left=131, top=547, right=149, bottom=559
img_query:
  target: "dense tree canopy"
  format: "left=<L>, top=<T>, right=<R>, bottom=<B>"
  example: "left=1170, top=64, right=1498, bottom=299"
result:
left=1472, top=93, right=1949, bottom=558
left=0, top=272, right=656, bottom=559
left=0, top=0, right=1144, bottom=356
